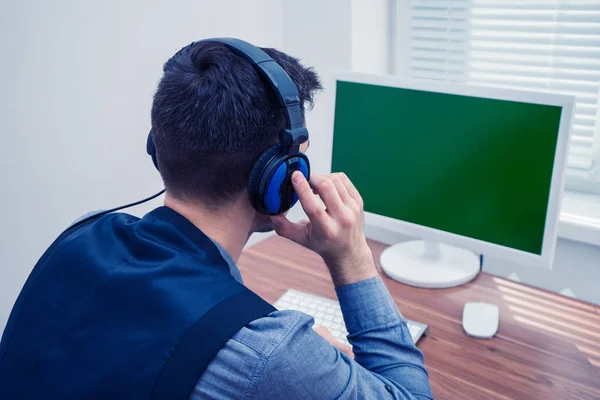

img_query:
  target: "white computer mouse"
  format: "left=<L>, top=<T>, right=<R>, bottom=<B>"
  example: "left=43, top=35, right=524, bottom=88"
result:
left=462, top=302, right=499, bottom=339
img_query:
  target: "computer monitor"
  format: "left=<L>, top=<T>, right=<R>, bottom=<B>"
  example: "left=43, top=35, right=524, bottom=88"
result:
left=330, top=73, right=574, bottom=288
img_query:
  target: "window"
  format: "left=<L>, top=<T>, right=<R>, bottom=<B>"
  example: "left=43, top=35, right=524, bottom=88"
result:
left=395, top=0, right=600, bottom=194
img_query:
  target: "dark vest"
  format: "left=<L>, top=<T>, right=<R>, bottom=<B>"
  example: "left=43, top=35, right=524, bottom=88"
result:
left=0, top=206, right=274, bottom=399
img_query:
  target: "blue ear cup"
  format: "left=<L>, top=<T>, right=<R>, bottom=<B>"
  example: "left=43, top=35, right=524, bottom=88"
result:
left=248, top=145, right=279, bottom=211
left=248, top=145, right=310, bottom=215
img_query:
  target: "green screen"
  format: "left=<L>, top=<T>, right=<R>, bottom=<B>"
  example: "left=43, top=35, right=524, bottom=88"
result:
left=331, top=81, right=562, bottom=255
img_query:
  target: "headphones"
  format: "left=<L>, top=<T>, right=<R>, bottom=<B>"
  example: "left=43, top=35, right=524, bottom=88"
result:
left=146, top=38, right=311, bottom=215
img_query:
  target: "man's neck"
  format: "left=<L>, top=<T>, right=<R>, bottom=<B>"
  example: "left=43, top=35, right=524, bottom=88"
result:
left=163, top=194, right=254, bottom=263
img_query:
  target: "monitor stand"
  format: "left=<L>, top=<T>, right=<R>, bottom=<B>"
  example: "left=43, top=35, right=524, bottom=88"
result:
left=380, top=240, right=480, bottom=289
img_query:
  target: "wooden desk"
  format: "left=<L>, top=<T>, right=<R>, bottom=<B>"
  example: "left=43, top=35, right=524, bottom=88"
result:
left=238, top=236, right=600, bottom=400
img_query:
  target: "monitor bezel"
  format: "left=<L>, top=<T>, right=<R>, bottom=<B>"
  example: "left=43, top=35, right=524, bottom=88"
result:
left=329, top=72, right=575, bottom=269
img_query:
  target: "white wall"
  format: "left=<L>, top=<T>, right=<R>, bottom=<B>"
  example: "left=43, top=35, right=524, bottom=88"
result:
left=350, top=0, right=390, bottom=75
left=0, top=0, right=283, bottom=332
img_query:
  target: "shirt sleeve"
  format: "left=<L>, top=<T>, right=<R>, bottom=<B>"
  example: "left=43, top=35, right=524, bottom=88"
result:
left=251, top=277, right=433, bottom=400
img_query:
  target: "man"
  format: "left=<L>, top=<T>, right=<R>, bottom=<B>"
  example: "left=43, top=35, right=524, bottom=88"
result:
left=0, top=40, right=432, bottom=399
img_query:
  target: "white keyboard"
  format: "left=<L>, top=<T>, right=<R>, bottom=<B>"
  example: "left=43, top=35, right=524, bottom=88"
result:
left=274, top=289, right=428, bottom=346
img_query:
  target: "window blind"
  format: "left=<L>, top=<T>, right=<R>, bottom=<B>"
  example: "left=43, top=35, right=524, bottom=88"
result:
left=399, top=0, right=600, bottom=188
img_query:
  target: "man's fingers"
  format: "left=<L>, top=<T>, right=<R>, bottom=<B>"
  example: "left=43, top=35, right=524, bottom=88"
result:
left=329, top=174, right=353, bottom=207
left=337, top=173, right=363, bottom=205
left=270, top=215, right=309, bottom=246
left=291, top=172, right=329, bottom=224
left=309, top=175, right=345, bottom=217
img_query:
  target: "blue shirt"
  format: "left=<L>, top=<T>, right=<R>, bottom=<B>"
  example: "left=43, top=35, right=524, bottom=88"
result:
left=194, top=240, right=433, bottom=400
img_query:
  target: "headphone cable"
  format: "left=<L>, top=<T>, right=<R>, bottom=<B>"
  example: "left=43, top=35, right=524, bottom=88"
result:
left=69, top=189, right=166, bottom=230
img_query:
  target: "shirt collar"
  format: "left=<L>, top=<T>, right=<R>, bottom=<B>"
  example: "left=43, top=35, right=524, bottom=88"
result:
left=208, top=237, right=244, bottom=284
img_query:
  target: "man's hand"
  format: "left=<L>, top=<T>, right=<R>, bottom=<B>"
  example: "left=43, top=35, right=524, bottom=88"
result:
left=271, top=172, right=377, bottom=286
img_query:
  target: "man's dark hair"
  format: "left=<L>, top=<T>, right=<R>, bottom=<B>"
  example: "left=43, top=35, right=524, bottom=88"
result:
left=150, top=41, right=322, bottom=208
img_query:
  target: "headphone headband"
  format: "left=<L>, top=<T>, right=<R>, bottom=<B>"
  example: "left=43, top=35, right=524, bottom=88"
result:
left=197, top=38, right=308, bottom=148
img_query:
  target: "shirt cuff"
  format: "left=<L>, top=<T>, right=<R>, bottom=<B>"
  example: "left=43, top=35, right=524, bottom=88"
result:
left=335, top=276, right=403, bottom=334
